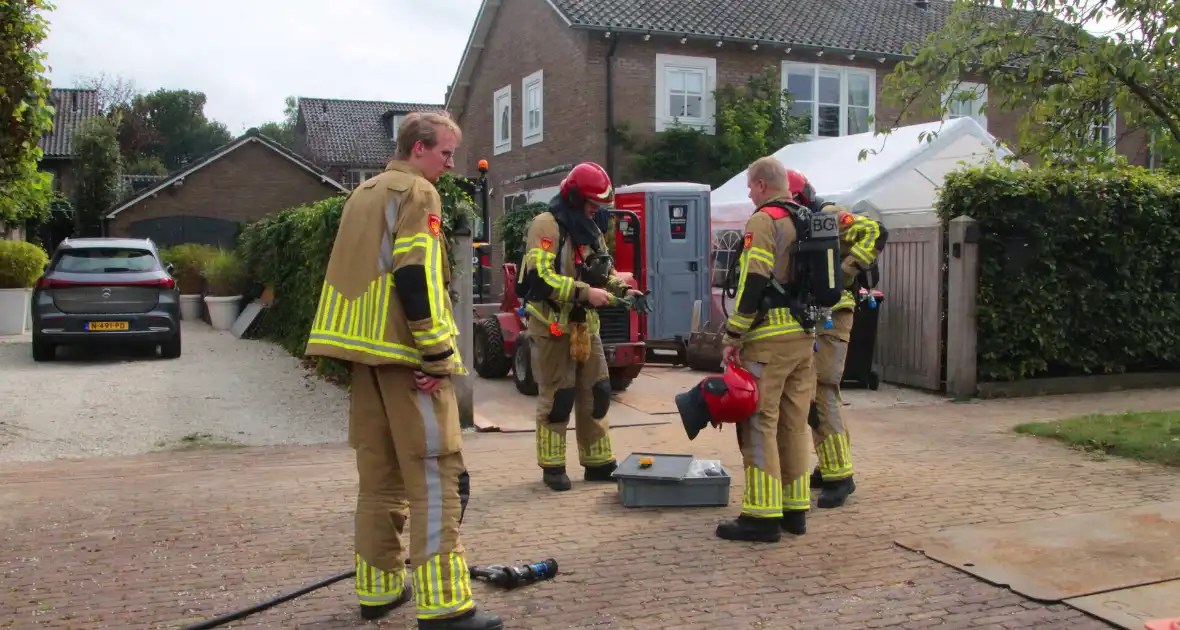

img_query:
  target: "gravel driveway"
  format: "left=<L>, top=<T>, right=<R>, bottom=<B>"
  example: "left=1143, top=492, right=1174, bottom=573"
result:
left=0, top=321, right=348, bottom=463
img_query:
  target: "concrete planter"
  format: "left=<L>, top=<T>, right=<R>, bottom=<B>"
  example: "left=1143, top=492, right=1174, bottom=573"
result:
left=0, top=288, right=30, bottom=336
left=204, top=295, right=242, bottom=331
left=179, top=294, right=202, bottom=321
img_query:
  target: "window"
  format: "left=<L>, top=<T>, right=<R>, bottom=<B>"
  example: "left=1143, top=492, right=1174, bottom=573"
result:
left=782, top=63, right=875, bottom=138
left=943, top=81, right=988, bottom=131
left=344, top=169, right=381, bottom=189
left=54, top=248, right=158, bottom=273
left=655, top=54, right=717, bottom=133
left=493, top=85, right=512, bottom=155
left=522, top=70, right=543, bottom=146
left=1091, top=104, right=1116, bottom=148
left=390, top=114, right=405, bottom=141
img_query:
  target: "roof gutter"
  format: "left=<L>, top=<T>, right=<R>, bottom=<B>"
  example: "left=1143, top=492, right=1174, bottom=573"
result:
left=605, top=32, right=619, bottom=182
left=574, top=25, right=914, bottom=63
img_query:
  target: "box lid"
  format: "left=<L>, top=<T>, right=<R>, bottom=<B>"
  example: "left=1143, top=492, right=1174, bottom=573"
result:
left=612, top=452, right=694, bottom=482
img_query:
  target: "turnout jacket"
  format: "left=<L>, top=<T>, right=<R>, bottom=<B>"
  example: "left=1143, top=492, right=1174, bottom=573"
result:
left=305, top=161, right=464, bottom=377
left=829, top=207, right=884, bottom=312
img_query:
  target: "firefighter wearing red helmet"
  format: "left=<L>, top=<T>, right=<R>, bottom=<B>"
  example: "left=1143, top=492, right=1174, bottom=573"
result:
left=712, top=155, right=819, bottom=543
left=518, top=162, right=643, bottom=492
left=787, top=168, right=886, bottom=509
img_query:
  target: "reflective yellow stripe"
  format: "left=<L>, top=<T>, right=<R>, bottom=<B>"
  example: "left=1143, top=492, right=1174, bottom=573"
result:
left=783, top=473, right=810, bottom=511
left=834, top=290, right=856, bottom=312
left=393, top=234, right=454, bottom=347
left=578, top=435, right=613, bottom=466
left=536, top=424, right=566, bottom=466
left=527, top=247, right=574, bottom=301
left=413, top=552, right=474, bottom=620
left=741, top=465, right=783, bottom=517
left=742, top=307, right=806, bottom=342
left=817, top=434, right=853, bottom=480
left=356, top=554, right=408, bottom=606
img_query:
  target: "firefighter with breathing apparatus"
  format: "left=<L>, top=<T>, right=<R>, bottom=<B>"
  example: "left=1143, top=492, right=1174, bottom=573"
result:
left=517, top=162, right=652, bottom=492
left=786, top=169, right=888, bottom=509
left=679, top=155, right=844, bottom=542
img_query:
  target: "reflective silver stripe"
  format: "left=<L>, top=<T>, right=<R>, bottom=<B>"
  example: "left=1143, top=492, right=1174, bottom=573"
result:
left=379, top=198, right=399, bottom=273
left=418, top=390, right=444, bottom=557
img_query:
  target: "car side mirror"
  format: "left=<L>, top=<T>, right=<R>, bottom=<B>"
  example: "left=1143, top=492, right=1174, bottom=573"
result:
left=165, top=263, right=175, bottom=274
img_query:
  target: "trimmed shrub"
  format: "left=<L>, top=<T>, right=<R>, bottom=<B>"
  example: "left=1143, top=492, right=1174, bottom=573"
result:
left=0, top=240, right=49, bottom=289
left=203, top=250, right=248, bottom=297
left=160, top=243, right=219, bottom=294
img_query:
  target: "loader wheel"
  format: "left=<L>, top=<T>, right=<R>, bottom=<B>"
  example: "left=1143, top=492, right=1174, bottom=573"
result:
left=513, top=334, right=538, bottom=396
left=473, top=318, right=512, bottom=378
left=609, top=368, right=634, bottom=392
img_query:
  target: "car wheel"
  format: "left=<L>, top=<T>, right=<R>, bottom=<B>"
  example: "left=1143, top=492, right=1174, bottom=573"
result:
left=32, top=337, right=55, bottom=362
left=160, top=330, right=182, bottom=359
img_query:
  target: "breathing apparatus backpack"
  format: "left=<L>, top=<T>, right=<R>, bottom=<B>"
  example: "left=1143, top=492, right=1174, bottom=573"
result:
left=809, top=199, right=889, bottom=297
left=721, top=199, right=843, bottom=330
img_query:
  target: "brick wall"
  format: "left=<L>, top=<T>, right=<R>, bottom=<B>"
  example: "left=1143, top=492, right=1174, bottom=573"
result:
left=108, top=140, right=342, bottom=236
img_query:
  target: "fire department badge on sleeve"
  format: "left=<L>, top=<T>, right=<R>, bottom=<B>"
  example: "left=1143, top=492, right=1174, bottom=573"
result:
left=743, top=232, right=753, bottom=249
left=840, top=212, right=854, bottom=226
left=427, top=214, right=442, bottom=236
left=540, top=237, right=553, bottom=251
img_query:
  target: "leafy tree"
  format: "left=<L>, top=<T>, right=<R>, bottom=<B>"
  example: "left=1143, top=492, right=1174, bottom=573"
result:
left=76, top=72, right=138, bottom=115
left=627, top=66, right=808, bottom=186
left=879, top=0, right=1180, bottom=165
left=112, top=88, right=233, bottom=171
left=71, top=116, right=123, bottom=237
left=0, top=0, right=56, bottom=225
left=257, top=95, right=298, bottom=148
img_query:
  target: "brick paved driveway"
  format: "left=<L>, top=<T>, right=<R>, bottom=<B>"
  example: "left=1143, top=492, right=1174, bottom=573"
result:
left=3, top=388, right=1179, bottom=629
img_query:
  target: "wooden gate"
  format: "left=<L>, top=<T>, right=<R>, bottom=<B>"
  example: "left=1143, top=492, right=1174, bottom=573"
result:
left=873, top=226, right=944, bottom=391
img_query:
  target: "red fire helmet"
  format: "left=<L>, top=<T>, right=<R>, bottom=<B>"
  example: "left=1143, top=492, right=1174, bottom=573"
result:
left=675, top=360, right=760, bottom=440
left=786, top=168, right=816, bottom=207
left=560, top=162, right=615, bottom=207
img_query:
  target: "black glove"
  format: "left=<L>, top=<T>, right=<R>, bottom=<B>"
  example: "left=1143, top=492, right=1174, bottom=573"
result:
left=622, top=291, right=655, bottom=313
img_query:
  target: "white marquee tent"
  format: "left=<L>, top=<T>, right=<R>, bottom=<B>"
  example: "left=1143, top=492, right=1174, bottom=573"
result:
left=709, top=117, right=1021, bottom=233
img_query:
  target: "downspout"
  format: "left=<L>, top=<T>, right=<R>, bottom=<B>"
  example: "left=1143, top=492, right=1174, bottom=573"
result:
left=605, top=32, right=619, bottom=181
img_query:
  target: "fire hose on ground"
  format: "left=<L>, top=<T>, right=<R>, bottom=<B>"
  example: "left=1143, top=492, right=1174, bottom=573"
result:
left=180, top=475, right=559, bottom=629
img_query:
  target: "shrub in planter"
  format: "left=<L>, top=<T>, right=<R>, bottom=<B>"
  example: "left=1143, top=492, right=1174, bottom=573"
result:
left=161, top=243, right=219, bottom=320
left=0, top=240, right=49, bottom=335
left=202, top=250, right=248, bottom=331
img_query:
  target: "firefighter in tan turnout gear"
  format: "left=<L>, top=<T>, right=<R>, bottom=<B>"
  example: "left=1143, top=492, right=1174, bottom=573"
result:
left=786, top=169, right=886, bottom=510
left=519, top=162, right=643, bottom=492
left=304, top=112, right=502, bottom=630
left=717, top=156, right=832, bottom=543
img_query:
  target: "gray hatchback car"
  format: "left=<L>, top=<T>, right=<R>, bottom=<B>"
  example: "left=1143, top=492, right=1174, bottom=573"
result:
left=31, top=237, right=182, bottom=361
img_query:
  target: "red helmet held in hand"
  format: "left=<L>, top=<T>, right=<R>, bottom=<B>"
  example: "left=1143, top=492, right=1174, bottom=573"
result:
left=560, top=162, right=615, bottom=208
left=786, top=168, right=816, bottom=206
left=675, top=360, right=760, bottom=440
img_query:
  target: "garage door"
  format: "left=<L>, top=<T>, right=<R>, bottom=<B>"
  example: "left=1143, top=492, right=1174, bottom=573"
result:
left=126, top=216, right=240, bottom=249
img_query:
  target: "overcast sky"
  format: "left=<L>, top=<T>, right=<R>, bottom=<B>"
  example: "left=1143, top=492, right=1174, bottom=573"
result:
left=41, top=0, right=481, bottom=134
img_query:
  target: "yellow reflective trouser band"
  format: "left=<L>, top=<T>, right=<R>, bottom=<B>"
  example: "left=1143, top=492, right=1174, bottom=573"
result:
left=578, top=435, right=613, bottom=466
left=413, top=552, right=474, bottom=620
left=741, top=465, right=783, bottom=518
left=784, top=474, right=810, bottom=511
left=356, top=554, right=408, bottom=606
left=537, top=424, right=566, bottom=466
left=744, top=307, right=805, bottom=342
left=817, top=434, right=853, bottom=480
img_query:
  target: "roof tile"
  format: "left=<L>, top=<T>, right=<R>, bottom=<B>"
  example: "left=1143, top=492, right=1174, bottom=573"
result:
left=297, top=98, right=446, bottom=167
left=39, top=88, right=102, bottom=158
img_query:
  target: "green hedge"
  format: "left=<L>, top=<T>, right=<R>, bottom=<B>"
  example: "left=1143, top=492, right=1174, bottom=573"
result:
left=237, top=174, right=475, bottom=381
left=938, top=164, right=1180, bottom=381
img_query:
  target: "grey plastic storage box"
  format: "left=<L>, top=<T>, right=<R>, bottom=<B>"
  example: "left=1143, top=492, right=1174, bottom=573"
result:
left=611, top=452, right=731, bottom=508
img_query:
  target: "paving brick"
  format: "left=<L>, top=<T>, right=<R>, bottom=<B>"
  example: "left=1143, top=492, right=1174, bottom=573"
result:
left=3, top=389, right=1180, bottom=628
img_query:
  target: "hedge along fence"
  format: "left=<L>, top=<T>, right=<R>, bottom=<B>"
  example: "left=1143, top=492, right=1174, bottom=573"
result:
left=937, top=164, right=1180, bottom=382
left=237, top=173, right=476, bottom=382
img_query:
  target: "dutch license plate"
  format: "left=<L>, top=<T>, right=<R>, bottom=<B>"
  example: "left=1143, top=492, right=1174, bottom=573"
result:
left=86, top=321, right=129, bottom=331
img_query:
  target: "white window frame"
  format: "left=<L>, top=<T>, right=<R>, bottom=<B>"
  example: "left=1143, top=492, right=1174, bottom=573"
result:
left=390, top=114, right=406, bottom=142
left=655, top=54, right=717, bottom=134
left=522, top=70, right=544, bottom=146
left=942, top=81, right=988, bottom=131
left=493, top=85, right=512, bottom=155
left=1092, top=104, right=1117, bottom=149
left=346, top=169, right=382, bottom=190
left=781, top=62, right=876, bottom=140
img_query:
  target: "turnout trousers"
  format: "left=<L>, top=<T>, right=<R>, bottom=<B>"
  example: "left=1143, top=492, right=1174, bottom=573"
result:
left=812, top=309, right=855, bottom=481
left=532, top=332, right=615, bottom=469
left=349, top=363, right=476, bottom=621
left=737, top=336, right=816, bottom=518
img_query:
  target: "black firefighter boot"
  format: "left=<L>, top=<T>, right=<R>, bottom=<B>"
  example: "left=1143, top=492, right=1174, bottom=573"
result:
left=809, top=467, right=825, bottom=489
left=359, top=584, right=414, bottom=620
left=542, top=466, right=572, bottom=491
left=716, top=515, right=782, bottom=543
left=584, top=460, right=618, bottom=482
left=781, top=509, right=807, bottom=535
left=818, top=476, right=856, bottom=509
left=417, top=607, right=504, bottom=630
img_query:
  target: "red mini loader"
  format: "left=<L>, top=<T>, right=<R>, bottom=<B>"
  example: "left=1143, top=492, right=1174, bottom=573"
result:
left=471, top=209, right=647, bottom=395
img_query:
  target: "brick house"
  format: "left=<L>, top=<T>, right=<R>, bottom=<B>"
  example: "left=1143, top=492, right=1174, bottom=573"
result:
left=293, top=97, right=447, bottom=190
left=103, top=128, right=346, bottom=248
left=445, top=0, right=1153, bottom=286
